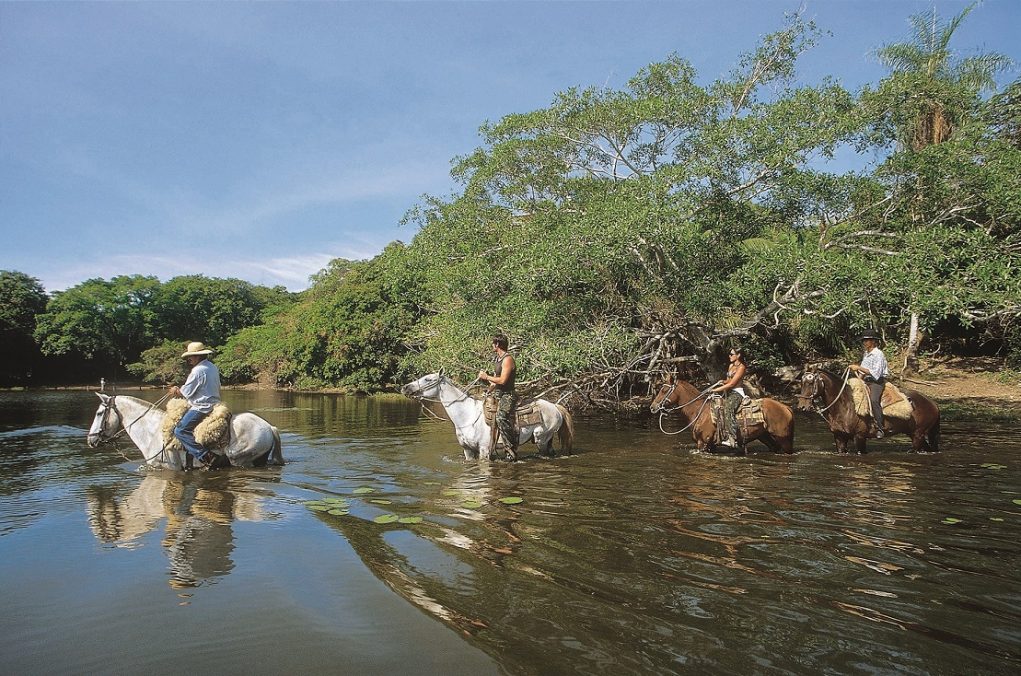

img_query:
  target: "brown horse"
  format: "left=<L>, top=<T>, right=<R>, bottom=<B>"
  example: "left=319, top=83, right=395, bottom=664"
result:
left=650, top=375, right=795, bottom=453
left=796, top=368, right=940, bottom=453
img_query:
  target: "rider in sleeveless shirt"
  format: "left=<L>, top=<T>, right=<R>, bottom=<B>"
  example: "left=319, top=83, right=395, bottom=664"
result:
left=710, top=347, right=748, bottom=448
left=478, top=334, right=517, bottom=460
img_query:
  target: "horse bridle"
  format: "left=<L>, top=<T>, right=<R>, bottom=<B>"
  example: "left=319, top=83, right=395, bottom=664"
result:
left=91, top=397, right=125, bottom=445
left=798, top=369, right=851, bottom=414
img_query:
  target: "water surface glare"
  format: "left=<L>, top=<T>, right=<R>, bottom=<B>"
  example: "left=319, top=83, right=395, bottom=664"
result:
left=1, top=390, right=1019, bottom=674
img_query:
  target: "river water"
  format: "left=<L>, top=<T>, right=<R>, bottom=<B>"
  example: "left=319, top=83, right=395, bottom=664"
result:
left=0, top=389, right=1018, bottom=674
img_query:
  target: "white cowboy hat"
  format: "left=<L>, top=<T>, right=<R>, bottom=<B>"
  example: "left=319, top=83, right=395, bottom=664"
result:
left=181, top=341, right=214, bottom=357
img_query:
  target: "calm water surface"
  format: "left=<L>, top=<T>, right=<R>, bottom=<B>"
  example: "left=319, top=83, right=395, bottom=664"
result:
left=1, top=390, right=1019, bottom=674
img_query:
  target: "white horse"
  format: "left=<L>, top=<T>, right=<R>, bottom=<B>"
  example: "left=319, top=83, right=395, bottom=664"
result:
left=402, top=372, right=574, bottom=461
left=86, top=393, right=283, bottom=470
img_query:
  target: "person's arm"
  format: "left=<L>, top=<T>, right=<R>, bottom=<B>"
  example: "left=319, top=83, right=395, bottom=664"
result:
left=479, top=354, right=515, bottom=386
left=712, top=363, right=745, bottom=392
left=179, top=370, right=205, bottom=400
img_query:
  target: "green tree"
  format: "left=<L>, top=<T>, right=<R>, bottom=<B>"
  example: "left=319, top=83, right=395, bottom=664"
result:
left=34, top=275, right=161, bottom=373
left=873, top=2, right=1013, bottom=372
left=0, top=270, right=48, bottom=384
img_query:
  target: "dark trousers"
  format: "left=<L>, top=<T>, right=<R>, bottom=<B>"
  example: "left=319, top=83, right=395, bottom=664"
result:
left=864, top=377, right=886, bottom=430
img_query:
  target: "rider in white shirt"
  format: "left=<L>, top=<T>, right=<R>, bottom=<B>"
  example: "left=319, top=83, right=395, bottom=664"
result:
left=850, top=329, right=890, bottom=438
left=168, top=341, right=222, bottom=468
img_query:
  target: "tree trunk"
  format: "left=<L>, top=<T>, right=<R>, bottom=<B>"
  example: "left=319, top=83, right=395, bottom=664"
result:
left=902, top=311, right=922, bottom=376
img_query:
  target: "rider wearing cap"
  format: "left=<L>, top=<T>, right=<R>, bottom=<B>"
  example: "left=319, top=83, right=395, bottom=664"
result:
left=478, top=334, right=518, bottom=460
left=168, top=341, right=222, bottom=468
left=849, top=329, right=890, bottom=438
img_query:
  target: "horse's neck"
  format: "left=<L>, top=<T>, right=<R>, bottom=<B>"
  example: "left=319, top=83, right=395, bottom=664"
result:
left=676, top=383, right=708, bottom=422
left=437, top=382, right=482, bottom=427
left=822, top=375, right=856, bottom=420
left=117, top=397, right=167, bottom=460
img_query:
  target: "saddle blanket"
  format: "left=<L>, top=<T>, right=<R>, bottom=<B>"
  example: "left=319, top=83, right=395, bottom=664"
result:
left=162, top=398, right=232, bottom=454
left=848, top=379, right=913, bottom=420
left=709, top=397, right=766, bottom=427
left=483, top=396, right=544, bottom=429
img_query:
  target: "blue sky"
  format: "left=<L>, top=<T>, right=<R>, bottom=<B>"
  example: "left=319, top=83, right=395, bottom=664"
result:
left=2, top=1, right=1018, bottom=293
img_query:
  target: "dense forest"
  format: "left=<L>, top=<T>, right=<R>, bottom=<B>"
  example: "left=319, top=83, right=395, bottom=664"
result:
left=3, top=7, right=1019, bottom=406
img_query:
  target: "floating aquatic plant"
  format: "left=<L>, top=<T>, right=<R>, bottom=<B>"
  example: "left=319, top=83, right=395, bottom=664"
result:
left=980, top=463, right=1007, bottom=470
left=941, top=517, right=962, bottom=525
left=373, top=514, right=399, bottom=524
left=398, top=516, right=423, bottom=524
left=498, top=497, right=524, bottom=505
left=307, top=505, right=330, bottom=512
left=354, top=487, right=376, bottom=494
left=369, top=499, right=393, bottom=505
left=328, top=509, right=349, bottom=516
left=462, top=499, right=483, bottom=509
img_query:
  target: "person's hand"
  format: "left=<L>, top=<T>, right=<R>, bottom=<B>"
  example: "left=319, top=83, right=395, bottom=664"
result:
left=168, top=385, right=180, bottom=397
left=477, top=370, right=488, bottom=382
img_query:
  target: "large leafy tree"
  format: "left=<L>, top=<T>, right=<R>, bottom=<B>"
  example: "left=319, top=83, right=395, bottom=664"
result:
left=34, top=275, right=162, bottom=371
left=872, top=2, right=1013, bottom=371
left=0, top=271, right=48, bottom=384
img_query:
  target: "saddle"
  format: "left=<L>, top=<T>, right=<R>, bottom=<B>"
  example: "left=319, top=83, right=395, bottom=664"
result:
left=162, top=398, right=232, bottom=454
left=709, top=397, right=766, bottom=427
left=483, top=394, right=543, bottom=430
left=847, top=379, right=913, bottom=420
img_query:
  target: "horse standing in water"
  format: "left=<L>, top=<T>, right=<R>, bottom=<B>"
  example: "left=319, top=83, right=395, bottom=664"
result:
left=650, top=374, right=795, bottom=453
left=402, top=372, right=574, bottom=461
left=797, top=369, right=940, bottom=453
left=87, top=393, right=284, bottom=470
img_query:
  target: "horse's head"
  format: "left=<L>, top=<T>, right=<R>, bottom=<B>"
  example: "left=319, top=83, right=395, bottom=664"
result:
left=87, top=393, right=121, bottom=448
left=796, top=367, right=824, bottom=411
left=401, top=371, right=445, bottom=400
left=650, top=381, right=678, bottom=414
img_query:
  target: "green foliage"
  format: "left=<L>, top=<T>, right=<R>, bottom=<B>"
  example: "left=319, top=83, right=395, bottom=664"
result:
left=0, top=271, right=48, bottom=384
left=126, top=340, right=189, bottom=384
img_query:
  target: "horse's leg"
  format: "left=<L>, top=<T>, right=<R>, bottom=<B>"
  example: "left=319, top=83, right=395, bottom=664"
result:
left=833, top=433, right=850, bottom=453
left=854, top=435, right=867, bottom=454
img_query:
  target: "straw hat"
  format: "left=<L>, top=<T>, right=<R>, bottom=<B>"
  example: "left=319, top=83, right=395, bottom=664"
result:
left=181, top=341, right=214, bottom=358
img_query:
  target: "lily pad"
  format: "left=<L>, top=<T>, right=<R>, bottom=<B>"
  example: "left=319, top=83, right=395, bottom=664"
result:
left=304, top=500, right=326, bottom=506
left=941, top=517, right=962, bottom=525
left=308, top=505, right=330, bottom=512
left=498, top=497, right=524, bottom=505
left=1013, top=499, right=1021, bottom=506
left=441, top=489, right=460, bottom=497
left=354, top=487, right=376, bottom=495
left=398, top=516, right=423, bottom=524
left=980, top=463, right=1007, bottom=470
left=369, top=499, right=393, bottom=505
left=989, top=517, right=1004, bottom=522
left=462, top=499, right=483, bottom=509
left=373, top=514, right=399, bottom=524
left=324, top=497, right=348, bottom=504
left=328, top=509, right=349, bottom=516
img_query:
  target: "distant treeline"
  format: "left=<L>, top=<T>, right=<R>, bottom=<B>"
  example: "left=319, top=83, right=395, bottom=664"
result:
left=4, top=7, right=1019, bottom=405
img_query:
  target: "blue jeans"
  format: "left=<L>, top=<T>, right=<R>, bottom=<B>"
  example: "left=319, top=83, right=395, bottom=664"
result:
left=174, top=408, right=210, bottom=461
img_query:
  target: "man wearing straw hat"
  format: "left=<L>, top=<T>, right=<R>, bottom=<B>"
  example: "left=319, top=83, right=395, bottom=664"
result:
left=168, top=341, right=223, bottom=468
left=849, top=328, right=890, bottom=438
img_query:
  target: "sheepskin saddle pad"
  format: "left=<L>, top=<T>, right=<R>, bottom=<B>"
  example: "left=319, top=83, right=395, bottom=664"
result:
left=162, top=398, right=232, bottom=453
left=848, top=379, right=914, bottom=420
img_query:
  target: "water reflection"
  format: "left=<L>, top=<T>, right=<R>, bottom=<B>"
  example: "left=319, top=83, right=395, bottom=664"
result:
left=86, top=473, right=274, bottom=588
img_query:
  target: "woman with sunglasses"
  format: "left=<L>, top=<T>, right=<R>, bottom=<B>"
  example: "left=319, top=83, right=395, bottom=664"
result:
left=710, top=347, right=748, bottom=448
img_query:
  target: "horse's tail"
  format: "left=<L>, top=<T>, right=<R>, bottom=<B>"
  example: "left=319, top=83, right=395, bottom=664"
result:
left=555, top=404, right=574, bottom=455
left=270, top=426, right=285, bottom=465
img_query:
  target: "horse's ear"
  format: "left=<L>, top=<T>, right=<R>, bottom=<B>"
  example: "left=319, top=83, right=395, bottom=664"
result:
left=438, top=367, right=445, bottom=377
left=96, top=392, right=109, bottom=402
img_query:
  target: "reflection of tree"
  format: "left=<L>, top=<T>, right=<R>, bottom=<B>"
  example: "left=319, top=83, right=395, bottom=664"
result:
left=86, top=474, right=273, bottom=588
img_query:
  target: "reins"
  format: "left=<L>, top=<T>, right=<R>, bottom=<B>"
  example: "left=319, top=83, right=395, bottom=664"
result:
left=410, top=375, right=486, bottom=430
left=96, top=393, right=173, bottom=464
left=815, top=368, right=852, bottom=414
left=654, top=381, right=720, bottom=436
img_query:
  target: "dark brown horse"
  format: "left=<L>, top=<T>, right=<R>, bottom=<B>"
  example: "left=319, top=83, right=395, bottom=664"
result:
left=650, top=375, right=795, bottom=453
left=796, top=368, right=940, bottom=453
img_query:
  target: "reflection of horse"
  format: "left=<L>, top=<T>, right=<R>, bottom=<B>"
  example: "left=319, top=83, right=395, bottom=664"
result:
left=650, top=375, right=794, bottom=453
left=401, top=373, right=574, bottom=461
left=86, top=475, right=269, bottom=587
left=797, top=369, right=940, bottom=453
left=86, top=393, right=283, bottom=470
